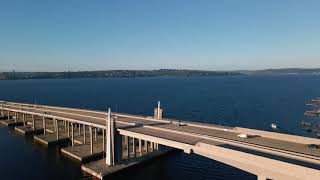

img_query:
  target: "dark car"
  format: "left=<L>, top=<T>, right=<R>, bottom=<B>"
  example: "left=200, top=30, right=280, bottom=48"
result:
left=307, top=144, right=320, bottom=149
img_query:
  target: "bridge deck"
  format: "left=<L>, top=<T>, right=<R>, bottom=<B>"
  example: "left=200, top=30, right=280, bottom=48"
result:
left=152, top=123, right=320, bottom=158
left=2, top=102, right=320, bottom=176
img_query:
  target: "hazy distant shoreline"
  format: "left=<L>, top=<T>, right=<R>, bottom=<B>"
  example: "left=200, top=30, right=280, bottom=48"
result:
left=0, top=68, right=319, bottom=80
left=0, top=69, right=242, bottom=80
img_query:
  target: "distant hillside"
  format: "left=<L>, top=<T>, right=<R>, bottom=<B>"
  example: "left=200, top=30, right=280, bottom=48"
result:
left=0, top=69, right=242, bottom=80
left=241, top=68, right=320, bottom=75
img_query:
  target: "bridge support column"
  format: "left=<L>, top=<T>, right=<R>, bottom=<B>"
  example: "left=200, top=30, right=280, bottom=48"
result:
left=53, top=119, right=56, bottom=132
left=145, top=140, right=149, bottom=154
left=23, top=114, right=26, bottom=126
left=71, top=123, right=74, bottom=146
left=0, top=103, right=3, bottom=116
left=55, top=119, right=59, bottom=140
left=67, top=122, right=70, bottom=138
left=83, top=125, right=86, bottom=143
left=43, top=115, right=46, bottom=135
left=32, top=115, right=35, bottom=130
left=102, top=129, right=105, bottom=151
left=7, top=111, right=10, bottom=120
left=64, top=121, right=67, bottom=130
left=151, top=142, right=154, bottom=152
left=90, top=126, right=93, bottom=155
left=126, top=136, right=130, bottom=160
left=124, top=136, right=128, bottom=145
left=78, top=124, right=81, bottom=135
left=115, top=133, right=122, bottom=163
left=14, top=112, right=17, bottom=122
left=94, top=127, right=97, bottom=141
left=133, top=138, right=136, bottom=158
left=139, top=139, right=142, bottom=156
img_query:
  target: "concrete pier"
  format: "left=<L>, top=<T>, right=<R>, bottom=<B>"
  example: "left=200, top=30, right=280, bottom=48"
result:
left=61, top=143, right=104, bottom=163
left=34, top=121, right=90, bottom=147
left=0, top=119, right=23, bottom=126
left=0, top=113, right=24, bottom=127
left=0, top=116, right=8, bottom=120
left=34, top=133, right=70, bottom=146
left=15, top=126, right=44, bottom=135
left=81, top=148, right=174, bottom=179
left=15, top=116, right=54, bottom=135
left=61, top=125, right=106, bottom=162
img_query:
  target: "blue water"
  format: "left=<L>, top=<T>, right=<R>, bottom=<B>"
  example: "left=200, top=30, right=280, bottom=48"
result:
left=0, top=75, right=319, bottom=180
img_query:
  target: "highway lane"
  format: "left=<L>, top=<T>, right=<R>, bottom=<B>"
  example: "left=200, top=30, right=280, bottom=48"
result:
left=3, top=102, right=163, bottom=124
left=154, top=123, right=320, bottom=158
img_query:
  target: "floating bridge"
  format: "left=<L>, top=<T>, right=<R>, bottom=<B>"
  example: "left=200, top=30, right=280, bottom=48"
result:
left=1, top=101, right=320, bottom=180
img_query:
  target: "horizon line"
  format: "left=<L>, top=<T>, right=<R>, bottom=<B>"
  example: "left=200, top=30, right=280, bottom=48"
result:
left=1, top=67, right=320, bottom=73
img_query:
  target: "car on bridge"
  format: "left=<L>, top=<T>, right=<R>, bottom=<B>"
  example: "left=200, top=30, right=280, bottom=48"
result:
left=237, top=133, right=248, bottom=138
left=307, top=144, right=320, bottom=149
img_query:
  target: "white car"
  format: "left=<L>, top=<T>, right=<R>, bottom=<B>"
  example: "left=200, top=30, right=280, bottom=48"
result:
left=237, top=134, right=248, bottom=138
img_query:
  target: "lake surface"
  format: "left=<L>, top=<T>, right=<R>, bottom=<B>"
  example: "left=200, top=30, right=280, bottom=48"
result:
left=1, top=75, right=320, bottom=180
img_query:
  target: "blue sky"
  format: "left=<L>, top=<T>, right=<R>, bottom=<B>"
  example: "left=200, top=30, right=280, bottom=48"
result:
left=0, top=0, right=319, bottom=72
